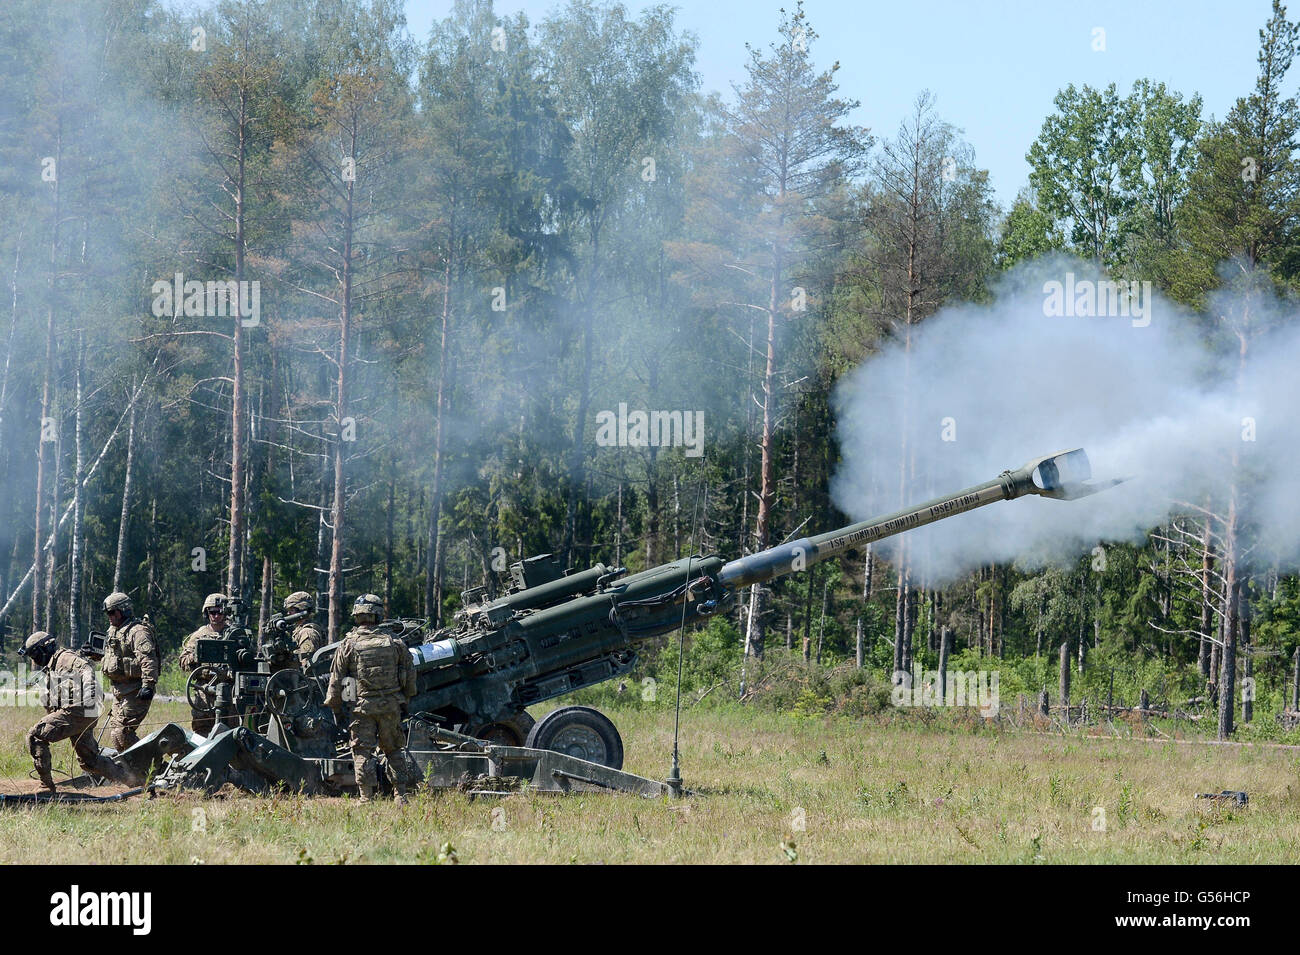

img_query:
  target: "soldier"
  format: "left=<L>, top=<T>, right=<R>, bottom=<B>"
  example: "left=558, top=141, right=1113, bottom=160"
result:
left=324, top=593, right=421, bottom=804
left=19, top=631, right=123, bottom=792
left=99, top=591, right=160, bottom=752
left=280, top=591, right=325, bottom=673
left=178, top=593, right=229, bottom=736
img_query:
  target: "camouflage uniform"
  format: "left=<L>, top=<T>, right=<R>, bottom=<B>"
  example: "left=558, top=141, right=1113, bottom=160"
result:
left=179, top=623, right=224, bottom=735
left=101, top=606, right=160, bottom=753
left=24, top=639, right=107, bottom=792
left=274, top=592, right=324, bottom=674
left=324, top=595, right=420, bottom=802
left=290, top=621, right=326, bottom=672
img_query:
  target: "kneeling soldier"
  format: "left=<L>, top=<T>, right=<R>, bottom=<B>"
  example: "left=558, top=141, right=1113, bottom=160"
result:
left=20, top=631, right=122, bottom=792
left=324, top=594, right=421, bottom=804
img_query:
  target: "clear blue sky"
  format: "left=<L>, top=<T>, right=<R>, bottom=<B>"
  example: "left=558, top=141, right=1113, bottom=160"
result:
left=403, top=0, right=1274, bottom=209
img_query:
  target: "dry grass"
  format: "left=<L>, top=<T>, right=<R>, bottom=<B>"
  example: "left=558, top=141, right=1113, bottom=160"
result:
left=0, top=699, right=1296, bottom=863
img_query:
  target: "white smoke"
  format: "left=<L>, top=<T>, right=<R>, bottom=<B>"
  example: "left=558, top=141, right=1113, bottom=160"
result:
left=830, top=256, right=1300, bottom=580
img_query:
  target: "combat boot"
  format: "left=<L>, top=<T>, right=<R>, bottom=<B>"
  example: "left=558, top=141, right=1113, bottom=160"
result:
left=357, top=785, right=373, bottom=804
left=394, top=788, right=407, bottom=807
left=33, top=746, right=56, bottom=794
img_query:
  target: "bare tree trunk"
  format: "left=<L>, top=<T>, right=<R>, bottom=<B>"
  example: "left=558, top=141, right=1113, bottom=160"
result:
left=112, top=399, right=137, bottom=593
left=815, top=576, right=829, bottom=665
left=645, top=455, right=659, bottom=568
left=1240, top=580, right=1252, bottom=725
left=258, top=556, right=272, bottom=635
left=0, top=231, right=21, bottom=464
left=1198, top=519, right=1215, bottom=678
left=801, top=567, right=814, bottom=665
left=425, top=221, right=454, bottom=625
left=893, top=550, right=908, bottom=673
left=744, top=236, right=783, bottom=664
left=0, top=388, right=140, bottom=622
left=902, top=579, right=917, bottom=671
left=614, top=480, right=623, bottom=566
left=327, top=157, right=357, bottom=644
left=43, top=401, right=63, bottom=632
left=562, top=234, right=600, bottom=569
left=1291, top=647, right=1299, bottom=712
left=68, top=333, right=85, bottom=645
left=855, top=547, right=871, bottom=668
left=34, top=133, right=61, bottom=632
left=673, top=473, right=681, bottom=558
left=227, top=100, right=249, bottom=601
left=385, top=472, right=395, bottom=611
left=1059, top=640, right=1071, bottom=722
left=938, top=626, right=952, bottom=704
left=1218, top=460, right=1242, bottom=740
left=314, top=437, right=330, bottom=605
left=735, top=313, right=754, bottom=634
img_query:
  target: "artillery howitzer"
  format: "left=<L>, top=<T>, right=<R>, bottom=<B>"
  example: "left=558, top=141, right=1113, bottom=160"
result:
left=106, top=449, right=1118, bottom=800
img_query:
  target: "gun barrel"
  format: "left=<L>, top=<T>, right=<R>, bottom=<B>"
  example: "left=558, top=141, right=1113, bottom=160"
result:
left=717, top=448, right=1107, bottom=589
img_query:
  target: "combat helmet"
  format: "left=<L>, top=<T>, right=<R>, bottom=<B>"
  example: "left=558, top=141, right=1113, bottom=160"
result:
left=351, top=593, right=385, bottom=622
left=202, top=592, right=228, bottom=614
left=19, top=631, right=57, bottom=667
left=103, top=591, right=132, bottom=615
left=284, top=591, right=315, bottom=614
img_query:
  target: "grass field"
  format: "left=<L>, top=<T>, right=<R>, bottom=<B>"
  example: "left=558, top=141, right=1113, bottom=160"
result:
left=0, top=698, right=1297, bottom=863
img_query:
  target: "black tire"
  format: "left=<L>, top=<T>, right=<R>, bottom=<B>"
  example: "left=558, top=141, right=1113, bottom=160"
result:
left=470, top=711, right=536, bottom=747
left=525, top=706, right=623, bottom=770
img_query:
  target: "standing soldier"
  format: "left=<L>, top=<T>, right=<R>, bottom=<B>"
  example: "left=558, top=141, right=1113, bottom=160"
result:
left=19, top=631, right=124, bottom=792
left=324, top=594, right=421, bottom=804
left=100, top=591, right=160, bottom=752
left=178, top=593, right=229, bottom=736
left=280, top=591, right=325, bottom=673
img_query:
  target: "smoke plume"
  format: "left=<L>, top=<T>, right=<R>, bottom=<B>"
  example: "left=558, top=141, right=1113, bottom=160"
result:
left=830, top=256, right=1300, bottom=580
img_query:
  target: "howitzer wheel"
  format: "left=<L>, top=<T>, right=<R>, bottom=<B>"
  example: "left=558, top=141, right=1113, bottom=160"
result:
left=266, top=668, right=319, bottom=718
left=469, top=712, right=536, bottom=747
left=526, top=706, right=623, bottom=770
left=185, top=666, right=223, bottom=715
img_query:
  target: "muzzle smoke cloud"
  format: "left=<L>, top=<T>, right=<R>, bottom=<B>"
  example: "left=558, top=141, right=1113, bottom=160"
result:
left=830, top=256, right=1300, bottom=581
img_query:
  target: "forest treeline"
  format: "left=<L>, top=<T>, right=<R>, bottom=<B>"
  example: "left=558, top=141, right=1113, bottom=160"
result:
left=2, top=0, right=1298, bottom=739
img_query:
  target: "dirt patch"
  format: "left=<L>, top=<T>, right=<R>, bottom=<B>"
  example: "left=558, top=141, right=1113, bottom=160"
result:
left=0, top=776, right=131, bottom=798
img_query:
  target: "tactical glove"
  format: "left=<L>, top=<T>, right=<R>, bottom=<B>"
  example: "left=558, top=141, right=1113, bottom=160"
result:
left=137, top=684, right=155, bottom=702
